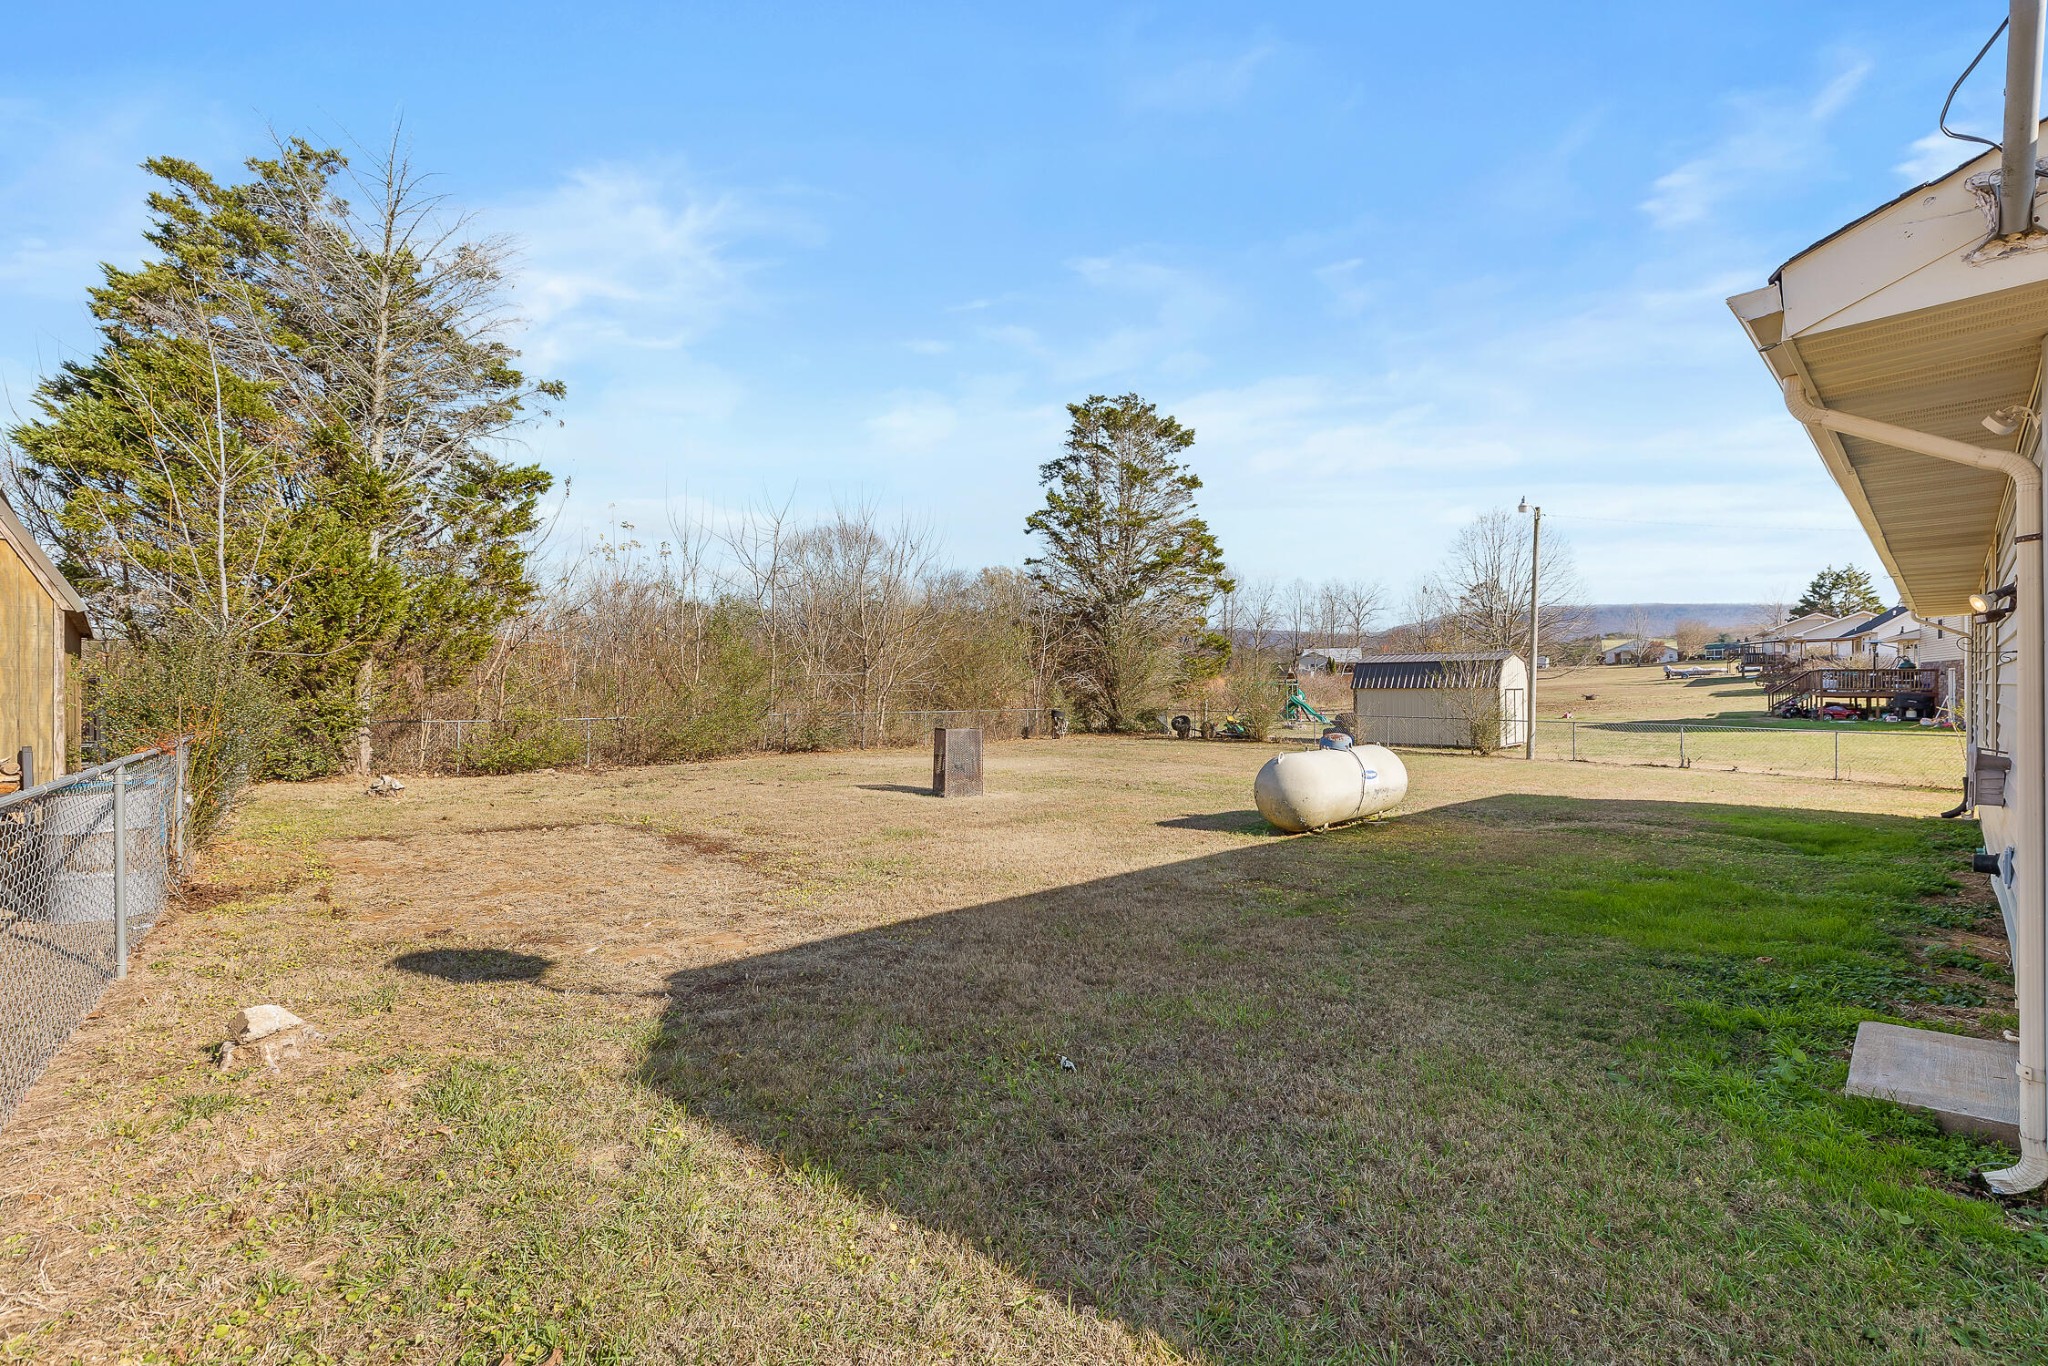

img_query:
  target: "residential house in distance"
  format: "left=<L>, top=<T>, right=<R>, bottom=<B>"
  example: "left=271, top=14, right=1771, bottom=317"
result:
left=1294, top=646, right=1367, bottom=674
left=1836, top=604, right=1916, bottom=662
left=1738, top=611, right=1849, bottom=659
left=1599, top=638, right=1679, bottom=665
left=1809, top=610, right=1879, bottom=656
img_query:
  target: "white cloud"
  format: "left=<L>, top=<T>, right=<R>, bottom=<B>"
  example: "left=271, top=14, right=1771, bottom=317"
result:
left=1640, top=57, right=1870, bottom=229
left=865, top=391, right=960, bottom=452
left=1174, top=374, right=1518, bottom=483
left=1313, top=258, right=1377, bottom=316
left=983, top=253, right=1220, bottom=382
left=1127, top=42, right=1277, bottom=113
left=1893, top=131, right=1981, bottom=184
left=499, top=163, right=808, bottom=371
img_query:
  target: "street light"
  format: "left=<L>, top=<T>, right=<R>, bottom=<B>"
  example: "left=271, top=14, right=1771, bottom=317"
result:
left=1518, top=497, right=1541, bottom=760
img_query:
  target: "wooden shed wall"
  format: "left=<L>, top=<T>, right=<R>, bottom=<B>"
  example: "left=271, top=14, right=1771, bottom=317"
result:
left=0, top=535, right=72, bottom=777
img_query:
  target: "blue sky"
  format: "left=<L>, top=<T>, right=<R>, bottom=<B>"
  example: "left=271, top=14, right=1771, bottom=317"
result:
left=0, top=3, right=2024, bottom=602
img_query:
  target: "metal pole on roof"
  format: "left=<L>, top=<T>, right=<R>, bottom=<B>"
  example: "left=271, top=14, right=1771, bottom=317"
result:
left=2002, top=0, right=2045, bottom=237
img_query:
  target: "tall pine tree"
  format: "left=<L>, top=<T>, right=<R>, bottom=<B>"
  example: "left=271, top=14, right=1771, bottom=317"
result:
left=1792, top=565, right=1884, bottom=618
left=1026, top=393, right=1230, bottom=730
left=7, top=138, right=561, bottom=773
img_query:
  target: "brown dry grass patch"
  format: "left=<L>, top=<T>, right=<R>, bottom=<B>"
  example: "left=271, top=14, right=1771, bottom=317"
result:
left=0, top=739, right=2037, bottom=1363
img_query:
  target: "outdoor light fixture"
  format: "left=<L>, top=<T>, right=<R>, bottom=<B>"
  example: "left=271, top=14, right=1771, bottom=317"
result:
left=1972, top=582, right=2019, bottom=623
left=1983, top=405, right=2035, bottom=437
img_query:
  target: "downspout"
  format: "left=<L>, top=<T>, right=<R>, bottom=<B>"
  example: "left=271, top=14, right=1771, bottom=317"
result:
left=2003, top=0, right=2046, bottom=238
left=1782, top=373, right=2048, bottom=1193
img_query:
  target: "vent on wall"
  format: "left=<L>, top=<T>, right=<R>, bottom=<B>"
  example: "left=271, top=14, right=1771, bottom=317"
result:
left=1970, top=744, right=2012, bottom=808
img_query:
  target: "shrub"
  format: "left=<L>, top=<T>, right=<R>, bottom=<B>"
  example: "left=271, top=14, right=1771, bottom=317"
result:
left=454, top=717, right=581, bottom=775
left=85, top=623, right=290, bottom=841
left=1223, top=656, right=1282, bottom=740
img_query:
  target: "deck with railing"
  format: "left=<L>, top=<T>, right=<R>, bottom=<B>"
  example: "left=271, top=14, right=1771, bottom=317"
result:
left=1765, top=666, right=1942, bottom=712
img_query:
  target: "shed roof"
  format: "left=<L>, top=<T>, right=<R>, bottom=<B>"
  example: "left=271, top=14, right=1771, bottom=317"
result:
left=1349, top=652, right=1516, bottom=690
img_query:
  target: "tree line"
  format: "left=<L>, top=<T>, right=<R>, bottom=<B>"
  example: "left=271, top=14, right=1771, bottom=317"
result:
left=6, top=137, right=1591, bottom=787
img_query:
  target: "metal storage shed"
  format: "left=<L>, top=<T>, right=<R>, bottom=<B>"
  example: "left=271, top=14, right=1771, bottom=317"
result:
left=1348, top=652, right=1528, bottom=751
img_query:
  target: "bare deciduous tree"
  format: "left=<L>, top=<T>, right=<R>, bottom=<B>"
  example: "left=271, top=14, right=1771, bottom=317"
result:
left=1673, top=618, right=1713, bottom=660
left=248, top=133, right=565, bottom=771
left=1420, top=508, right=1588, bottom=660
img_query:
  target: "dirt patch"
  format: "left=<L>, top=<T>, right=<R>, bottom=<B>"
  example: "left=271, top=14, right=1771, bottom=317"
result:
left=319, top=820, right=791, bottom=988
left=661, top=829, right=740, bottom=857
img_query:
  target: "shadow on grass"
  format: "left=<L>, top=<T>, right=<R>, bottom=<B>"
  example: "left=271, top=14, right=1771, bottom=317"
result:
left=392, top=947, right=553, bottom=983
left=855, top=783, right=937, bottom=797
left=637, top=794, right=2042, bottom=1360
left=1155, top=809, right=1274, bottom=833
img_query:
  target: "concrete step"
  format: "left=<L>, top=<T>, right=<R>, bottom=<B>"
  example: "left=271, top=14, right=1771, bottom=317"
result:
left=1845, top=1021, right=2019, bottom=1146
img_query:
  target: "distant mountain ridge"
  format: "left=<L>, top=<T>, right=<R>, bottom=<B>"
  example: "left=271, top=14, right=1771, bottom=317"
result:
left=1581, top=603, right=1779, bottom=637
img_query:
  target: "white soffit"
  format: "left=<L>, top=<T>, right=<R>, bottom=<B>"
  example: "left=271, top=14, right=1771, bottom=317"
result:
left=1730, top=127, right=2048, bottom=615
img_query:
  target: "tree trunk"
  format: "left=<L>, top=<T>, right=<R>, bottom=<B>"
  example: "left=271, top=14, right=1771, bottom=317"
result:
left=355, top=656, right=375, bottom=776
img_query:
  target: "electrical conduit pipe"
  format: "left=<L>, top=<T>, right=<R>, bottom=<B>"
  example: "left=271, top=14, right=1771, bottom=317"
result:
left=1783, top=371, right=2048, bottom=1193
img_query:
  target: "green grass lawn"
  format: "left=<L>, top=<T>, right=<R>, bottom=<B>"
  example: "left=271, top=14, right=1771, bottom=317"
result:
left=646, top=797, right=2041, bottom=1361
left=2, top=745, right=2042, bottom=1363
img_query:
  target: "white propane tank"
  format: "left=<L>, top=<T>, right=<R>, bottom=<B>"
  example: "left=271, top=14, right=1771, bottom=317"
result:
left=1253, top=742, right=1408, bottom=833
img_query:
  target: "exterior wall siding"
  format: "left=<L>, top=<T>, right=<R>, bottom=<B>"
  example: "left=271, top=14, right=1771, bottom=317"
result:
left=1973, top=490, right=2021, bottom=858
left=0, top=537, right=62, bottom=776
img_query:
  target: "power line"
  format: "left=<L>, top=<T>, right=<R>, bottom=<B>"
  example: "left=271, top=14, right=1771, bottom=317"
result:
left=1940, top=17, right=2009, bottom=153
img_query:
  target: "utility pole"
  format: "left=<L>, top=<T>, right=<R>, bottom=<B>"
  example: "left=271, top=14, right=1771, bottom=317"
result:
left=1519, top=497, right=1541, bottom=760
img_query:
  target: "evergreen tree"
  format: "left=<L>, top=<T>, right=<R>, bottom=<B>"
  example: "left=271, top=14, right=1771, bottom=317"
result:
left=1792, top=565, right=1884, bottom=618
left=1025, top=393, right=1230, bottom=730
left=7, top=139, right=560, bottom=773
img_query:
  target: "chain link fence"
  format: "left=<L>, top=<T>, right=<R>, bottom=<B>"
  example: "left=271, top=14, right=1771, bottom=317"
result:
left=1526, top=718, right=1964, bottom=789
left=1, top=744, right=190, bottom=1129
left=369, top=708, right=1053, bottom=774
left=1286, top=714, right=1963, bottom=791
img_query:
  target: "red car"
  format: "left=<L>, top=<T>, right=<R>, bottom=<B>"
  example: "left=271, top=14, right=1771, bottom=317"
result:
left=1817, top=704, right=1859, bottom=721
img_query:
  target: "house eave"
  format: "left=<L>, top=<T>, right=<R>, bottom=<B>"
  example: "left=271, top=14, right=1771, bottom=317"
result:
left=1730, top=127, right=2048, bottom=617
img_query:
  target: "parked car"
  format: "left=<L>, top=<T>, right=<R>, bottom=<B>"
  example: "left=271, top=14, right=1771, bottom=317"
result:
left=1818, top=703, right=1859, bottom=721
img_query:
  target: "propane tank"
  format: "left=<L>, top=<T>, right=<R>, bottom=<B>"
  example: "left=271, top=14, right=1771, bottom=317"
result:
left=1253, top=742, right=1408, bottom=833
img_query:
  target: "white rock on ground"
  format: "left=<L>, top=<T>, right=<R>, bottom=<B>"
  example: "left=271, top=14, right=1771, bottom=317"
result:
left=231, top=1004, right=306, bottom=1043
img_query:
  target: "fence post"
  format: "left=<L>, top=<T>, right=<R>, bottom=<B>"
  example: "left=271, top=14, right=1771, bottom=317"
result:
left=1833, top=730, right=1841, bottom=781
left=1679, top=724, right=1686, bottom=767
left=1570, top=720, right=1578, bottom=762
left=173, top=736, right=189, bottom=868
left=113, top=761, right=128, bottom=980
left=584, top=718, right=595, bottom=768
